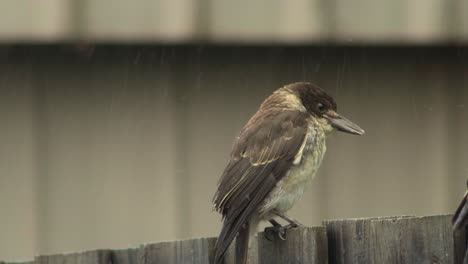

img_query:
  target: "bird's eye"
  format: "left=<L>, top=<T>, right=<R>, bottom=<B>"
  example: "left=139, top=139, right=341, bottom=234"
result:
left=317, top=103, right=326, bottom=112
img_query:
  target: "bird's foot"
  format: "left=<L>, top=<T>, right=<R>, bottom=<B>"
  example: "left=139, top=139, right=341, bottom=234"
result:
left=263, top=223, right=301, bottom=241
left=271, top=209, right=304, bottom=227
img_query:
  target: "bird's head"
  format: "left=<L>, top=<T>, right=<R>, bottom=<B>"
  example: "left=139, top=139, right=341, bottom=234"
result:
left=286, top=82, right=365, bottom=135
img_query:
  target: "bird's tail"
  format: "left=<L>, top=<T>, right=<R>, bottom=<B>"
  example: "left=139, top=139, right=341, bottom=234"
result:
left=235, top=222, right=250, bottom=264
left=453, top=191, right=468, bottom=230
left=214, top=217, right=258, bottom=264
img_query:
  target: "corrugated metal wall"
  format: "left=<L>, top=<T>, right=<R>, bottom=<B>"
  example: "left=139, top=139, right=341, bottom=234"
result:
left=0, top=0, right=467, bottom=43
left=0, top=46, right=467, bottom=261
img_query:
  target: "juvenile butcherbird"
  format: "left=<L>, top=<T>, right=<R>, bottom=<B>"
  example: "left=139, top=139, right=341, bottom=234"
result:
left=213, top=82, right=365, bottom=264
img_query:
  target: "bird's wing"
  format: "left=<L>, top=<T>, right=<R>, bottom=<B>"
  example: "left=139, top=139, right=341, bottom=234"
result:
left=213, top=110, right=309, bottom=263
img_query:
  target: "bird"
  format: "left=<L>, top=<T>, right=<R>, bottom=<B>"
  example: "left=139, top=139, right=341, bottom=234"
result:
left=212, top=82, right=365, bottom=264
left=453, top=179, right=468, bottom=231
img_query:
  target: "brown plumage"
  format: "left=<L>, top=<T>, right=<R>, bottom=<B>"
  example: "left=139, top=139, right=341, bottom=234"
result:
left=213, top=82, right=364, bottom=264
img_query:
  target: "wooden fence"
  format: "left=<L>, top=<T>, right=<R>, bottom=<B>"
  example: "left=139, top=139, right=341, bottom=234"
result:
left=2, top=215, right=466, bottom=264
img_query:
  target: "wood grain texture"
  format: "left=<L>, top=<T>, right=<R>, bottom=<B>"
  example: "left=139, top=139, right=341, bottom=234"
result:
left=325, top=215, right=465, bottom=264
left=111, top=248, right=138, bottom=264
left=454, top=226, right=468, bottom=264
left=3, top=215, right=464, bottom=264
left=257, top=226, right=328, bottom=264
left=324, top=216, right=413, bottom=263
left=35, top=250, right=111, bottom=264
left=138, top=237, right=216, bottom=264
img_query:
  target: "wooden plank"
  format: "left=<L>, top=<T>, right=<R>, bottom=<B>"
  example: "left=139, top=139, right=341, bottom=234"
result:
left=35, top=250, right=111, bottom=264
left=449, top=225, right=466, bottom=264
left=137, top=237, right=216, bottom=264
left=324, top=216, right=413, bottom=263
left=111, top=248, right=138, bottom=264
left=257, top=226, right=328, bottom=264
left=3, top=215, right=464, bottom=264
left=325, top=215, right=464, bottom=264
left=369, top=215, right=452, bottom=263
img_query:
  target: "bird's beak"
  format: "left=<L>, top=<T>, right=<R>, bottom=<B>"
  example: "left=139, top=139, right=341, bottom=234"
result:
left=324, top=111, right=365, bottom=135
left=453, top=191, right=468, bottom=231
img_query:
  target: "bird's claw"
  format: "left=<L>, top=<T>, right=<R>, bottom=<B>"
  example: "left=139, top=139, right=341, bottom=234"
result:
left=277, top=228, right=287, bottom=240
left=263, top=226, right=279, bottom=241
left=263, top=224, right=299, bottom=241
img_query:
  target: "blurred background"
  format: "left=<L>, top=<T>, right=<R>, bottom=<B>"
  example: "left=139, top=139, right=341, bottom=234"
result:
left=1, top=0, right=468, bottom=261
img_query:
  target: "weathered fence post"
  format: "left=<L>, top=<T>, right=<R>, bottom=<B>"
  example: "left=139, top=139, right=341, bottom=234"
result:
left=257, top=226, right=328, bottom=264
left=111, top=248, right=138, bottom=264
left=35, top=250, right=112, bottom=264
left=324, top=215, right=466, bottom=264
left=204, top=226, right=327, bottom=264
left=138, top=237, right=216, bottom=264
left=452, top=226, right=467, bottom=264
left=3, top=215, right=465, bottom=264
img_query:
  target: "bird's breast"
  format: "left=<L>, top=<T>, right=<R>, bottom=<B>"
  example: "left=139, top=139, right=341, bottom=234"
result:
left=260, top=125, right=327, bottom=215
